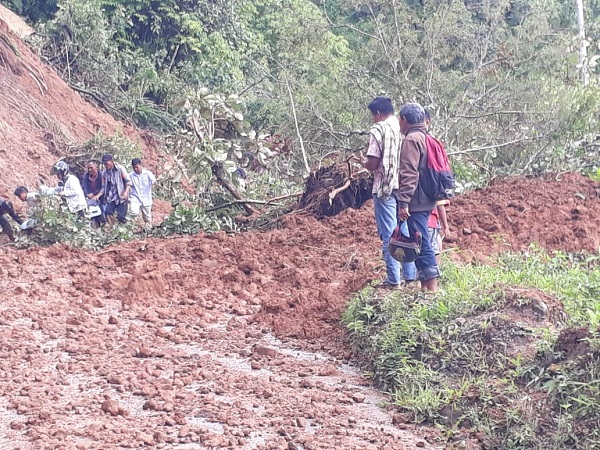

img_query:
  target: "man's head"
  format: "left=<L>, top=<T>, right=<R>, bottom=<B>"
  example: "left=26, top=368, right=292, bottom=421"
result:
left=367, top=96, right=394, bottom=123
left=14, top=186, right=28, bottom=202
left=398, top=102, right=426, bottom=135
left=87, top=160, right=100, bottom=177
left=53, top=161, right=69, bottom=181
left=102, top=154, right=114, bottom=170
left=131, top=158, right=143, bottom=175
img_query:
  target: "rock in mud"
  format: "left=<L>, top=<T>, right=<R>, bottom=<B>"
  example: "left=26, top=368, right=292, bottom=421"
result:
left=253, top=345, right=278, bottom=358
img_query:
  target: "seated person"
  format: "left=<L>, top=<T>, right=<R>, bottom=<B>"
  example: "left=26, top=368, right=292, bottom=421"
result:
left=0, top=197, right=23, bottom=242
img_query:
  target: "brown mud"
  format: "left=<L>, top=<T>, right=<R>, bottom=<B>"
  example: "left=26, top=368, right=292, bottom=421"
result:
left=0, top=213, right=441, bottom=449
left=450, top=172, right=600, bottom=257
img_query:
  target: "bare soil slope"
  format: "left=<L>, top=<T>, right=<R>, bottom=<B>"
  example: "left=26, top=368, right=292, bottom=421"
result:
left=0, top=9, right=158, bottom=198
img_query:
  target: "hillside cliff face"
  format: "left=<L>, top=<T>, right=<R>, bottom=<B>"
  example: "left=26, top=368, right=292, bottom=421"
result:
left=0, top=6, right=154, bottom=199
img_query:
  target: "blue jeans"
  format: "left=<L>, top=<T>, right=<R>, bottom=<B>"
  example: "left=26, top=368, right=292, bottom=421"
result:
left=373, top=195, right=401, bottom=285
left=407, top=211, right=439, bottom=281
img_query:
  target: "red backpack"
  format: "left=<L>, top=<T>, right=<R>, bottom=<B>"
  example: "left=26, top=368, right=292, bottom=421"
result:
left=421, top=133, right=455, bottom=201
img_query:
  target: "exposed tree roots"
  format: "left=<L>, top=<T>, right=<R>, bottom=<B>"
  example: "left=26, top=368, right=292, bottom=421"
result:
left=298, top=162, right=373, bottom=218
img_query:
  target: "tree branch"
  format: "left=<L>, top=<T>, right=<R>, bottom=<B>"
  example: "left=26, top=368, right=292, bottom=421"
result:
left=284, top=75, right=310, bottom=175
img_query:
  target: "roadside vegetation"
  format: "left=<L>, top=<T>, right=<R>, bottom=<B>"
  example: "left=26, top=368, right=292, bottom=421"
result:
left=4, top=0, right=600, bottom=226
left=343, top=250, right=600, bottom=449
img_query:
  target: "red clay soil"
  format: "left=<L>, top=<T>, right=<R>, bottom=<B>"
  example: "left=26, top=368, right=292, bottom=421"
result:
left=0, top=208, right=444, bottom=449
left=0, top=10, right=162, bottom=198
left=449, top=172, right=600, bottom=257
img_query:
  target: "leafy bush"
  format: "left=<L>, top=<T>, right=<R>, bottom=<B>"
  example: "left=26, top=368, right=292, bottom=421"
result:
left=152, top=204, right=238, bottom=237
left=61, top=130, right=142, bottom=178
left=17, top=194, right=134, bottom=249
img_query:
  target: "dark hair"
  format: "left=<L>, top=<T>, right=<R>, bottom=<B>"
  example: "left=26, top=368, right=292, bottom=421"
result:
left=131, top=158, right=142, bottom=167
left=367, top=96, right=394, bottom=116
left=87, top=160, right=99, bottom=168
left=101, top=154, right=113, bottom=163
left=424, top=110, right=431, bottom=121
left=14, top=186, right=28, bottom=196
left=399, top=102, right=426, bottom=125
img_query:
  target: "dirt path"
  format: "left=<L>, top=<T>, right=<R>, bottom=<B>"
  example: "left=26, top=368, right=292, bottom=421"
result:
left=0, top=299, right=434, bottom=449
left=0, top=209, right=440, bottom=449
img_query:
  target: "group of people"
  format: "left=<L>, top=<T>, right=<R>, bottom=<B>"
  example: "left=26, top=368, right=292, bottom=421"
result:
left=0, top=154, right=156, bottom=242
left=361, top=97, right=449, bottom=293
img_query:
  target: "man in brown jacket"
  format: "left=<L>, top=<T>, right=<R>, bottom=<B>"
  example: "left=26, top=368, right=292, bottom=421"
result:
left=395, top=103, right=440, bottom=292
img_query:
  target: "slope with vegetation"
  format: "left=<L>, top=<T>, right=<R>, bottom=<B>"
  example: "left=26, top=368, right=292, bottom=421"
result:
left=1, top=1, right=600, bottom=449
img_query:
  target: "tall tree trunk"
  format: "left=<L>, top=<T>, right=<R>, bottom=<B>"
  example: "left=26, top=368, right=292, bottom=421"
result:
left=576, top=0, right=590, bottom=86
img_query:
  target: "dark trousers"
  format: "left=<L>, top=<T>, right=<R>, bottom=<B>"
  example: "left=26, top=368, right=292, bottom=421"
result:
left=105, top=201, right=128, bottom=224
left=0, top=215, right=15, bottom=241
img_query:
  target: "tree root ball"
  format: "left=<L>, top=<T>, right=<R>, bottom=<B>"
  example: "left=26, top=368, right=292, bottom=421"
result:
left=298, top=164, right=373, bottom=218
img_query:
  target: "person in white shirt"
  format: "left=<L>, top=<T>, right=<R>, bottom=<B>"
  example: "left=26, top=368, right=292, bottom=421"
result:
left=129, top=158, right=156, bottom=228
left=53, top=161, right=87, bottom=214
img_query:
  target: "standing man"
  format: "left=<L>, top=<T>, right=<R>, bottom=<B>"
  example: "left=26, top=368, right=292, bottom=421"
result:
left=396, top=103, right=440, bottom=292
left=0, top=197, right=24, bottom=242
left=82, top=160, right=106, bottom=227
left=101, top=154, right=132, bottom=224
left=129, top=158, right=156, bottom=229
left=361, top=96, right=402, bottom=288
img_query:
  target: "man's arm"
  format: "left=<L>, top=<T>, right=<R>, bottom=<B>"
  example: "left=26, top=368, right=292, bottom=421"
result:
left=362, top=133, right=382, bottom=172
left=363, top=156, right=380, bottom=172
left=94, top=175, right=105, bottom=200
left=438, top=203, right=449, bottom=237
left=5, top=202, right=23, bottom=225
left=395, top=137, right=421, bottom=208
left=148, top=171, right=156, bottom=184
left=120, top=166, right=132, bottom=199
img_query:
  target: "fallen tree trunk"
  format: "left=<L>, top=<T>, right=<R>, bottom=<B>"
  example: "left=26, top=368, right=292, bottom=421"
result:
left=212, top=162, right=256, bottom=215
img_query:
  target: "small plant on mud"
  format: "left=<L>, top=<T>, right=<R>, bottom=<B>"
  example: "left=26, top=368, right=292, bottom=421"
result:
left=152, top=204, right=238, bottom=237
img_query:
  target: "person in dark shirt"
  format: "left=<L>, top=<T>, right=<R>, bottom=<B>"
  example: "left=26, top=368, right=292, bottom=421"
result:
left=82, top=160, right=104, bottom=200
left=0, top=197, right=23, bottom=242
left=82, top=160, right=106, bottom=226
left=101, top=154, right=131, bottom=224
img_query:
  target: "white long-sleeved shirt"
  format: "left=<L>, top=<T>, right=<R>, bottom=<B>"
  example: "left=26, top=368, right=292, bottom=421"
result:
left=129, top=169, right=156, bottom=207
left=61, top=174, right=87, bottom=213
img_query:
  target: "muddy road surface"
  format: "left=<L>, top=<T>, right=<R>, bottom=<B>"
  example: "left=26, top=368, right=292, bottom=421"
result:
left=0, top=210, right=438, bottom=449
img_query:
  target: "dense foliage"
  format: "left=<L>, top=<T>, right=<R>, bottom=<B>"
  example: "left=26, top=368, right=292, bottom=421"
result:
left=4, top=0, right=600, bottom=189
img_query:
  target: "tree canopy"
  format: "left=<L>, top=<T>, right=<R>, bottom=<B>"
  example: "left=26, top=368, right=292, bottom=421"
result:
left=3, top=0, right=600, bottom=185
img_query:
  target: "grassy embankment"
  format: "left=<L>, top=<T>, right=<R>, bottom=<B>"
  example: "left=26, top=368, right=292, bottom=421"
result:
left=343, top=248, right=600, bottom=449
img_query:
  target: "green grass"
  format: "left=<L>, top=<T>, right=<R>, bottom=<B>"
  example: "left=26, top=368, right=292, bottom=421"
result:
left=343, top=248, right=600, bottom=449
